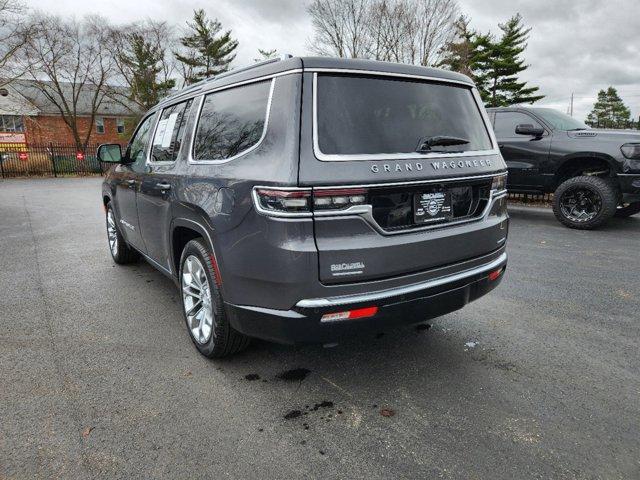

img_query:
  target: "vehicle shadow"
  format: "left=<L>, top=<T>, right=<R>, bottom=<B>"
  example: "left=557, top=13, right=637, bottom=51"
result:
left=507, top=204, right=640, bottom=232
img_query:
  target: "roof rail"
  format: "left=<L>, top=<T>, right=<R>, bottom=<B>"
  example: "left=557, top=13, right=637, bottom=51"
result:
left=161, top=54, right=295, bottom=104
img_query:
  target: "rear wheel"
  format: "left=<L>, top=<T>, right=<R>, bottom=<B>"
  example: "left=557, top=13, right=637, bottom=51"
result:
left=614, top=202, right=640, bottom=218
left=106, top=204, right=140, bottom=264
left=552, top=176, right=617, bottom=230
left=179, top=238, right=250, bottom=358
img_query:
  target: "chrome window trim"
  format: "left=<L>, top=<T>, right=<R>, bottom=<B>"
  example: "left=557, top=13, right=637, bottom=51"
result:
left=296, top=251, right=508, bottom=309
left=305, top=68, right=475, bottom=87
left=188, top=78, right=276, bottom=165
left=311, top=71, right=500, bottom=162
left=147, top=98, right=196, bottom=166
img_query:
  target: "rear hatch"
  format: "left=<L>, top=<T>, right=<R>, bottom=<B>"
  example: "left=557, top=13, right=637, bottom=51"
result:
left=299, top=71, right=507, bottom=284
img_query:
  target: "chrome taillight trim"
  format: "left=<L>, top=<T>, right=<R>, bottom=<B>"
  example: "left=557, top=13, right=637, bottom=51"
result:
left=314, top=188, right=507, bottom=235
left=252, top=186, right=313, bottom=218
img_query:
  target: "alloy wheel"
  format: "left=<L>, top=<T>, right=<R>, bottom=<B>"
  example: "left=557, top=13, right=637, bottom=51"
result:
left=107, top=209, right=118, bottom=256
left=181, top=255, right=214, bottom=344
left=559, top=187, right=602, bottom=223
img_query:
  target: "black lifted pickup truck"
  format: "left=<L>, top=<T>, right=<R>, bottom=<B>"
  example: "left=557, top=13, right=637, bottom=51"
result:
left=488, top=106, right=640, bottom=229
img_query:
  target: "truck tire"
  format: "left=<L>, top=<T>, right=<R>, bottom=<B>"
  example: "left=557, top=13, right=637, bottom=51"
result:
left=552, top=176, right=617, bottom=230
left=106, top=203, right=140, bottom=264
left=614, top=202, right=640, bottom=218
left=179, top=238, right=250, bottom=358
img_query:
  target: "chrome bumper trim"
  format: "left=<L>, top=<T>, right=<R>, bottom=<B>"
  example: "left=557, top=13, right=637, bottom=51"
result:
left=296, top=252, right=507, bottom=309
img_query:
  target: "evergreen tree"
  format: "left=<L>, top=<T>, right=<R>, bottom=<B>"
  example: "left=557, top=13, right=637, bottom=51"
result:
left=438, top=16, right=480, bottom=78
left=175, top=9, right=238, bottom=85
left=254, top=48, right=278, bottom=63
left=585, top=87, right=632, bottom=129
left=118, top=32, right=175, bottom=110
left=479, top=14, right=544, bottom=107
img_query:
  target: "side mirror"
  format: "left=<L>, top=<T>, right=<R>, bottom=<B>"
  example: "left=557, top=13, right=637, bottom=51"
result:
left=515, top=124, right=544, bottom=137
left=97, top=143, right=123, bottom=163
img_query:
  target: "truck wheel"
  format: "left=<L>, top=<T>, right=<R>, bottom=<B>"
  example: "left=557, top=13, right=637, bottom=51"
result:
left=106, top=203, right=140, bottom=264
left=552, top=176, right=617, bottom=229
left=179, top=238, right=250, bottom=358
left=614, top=202, right=640, bottom=218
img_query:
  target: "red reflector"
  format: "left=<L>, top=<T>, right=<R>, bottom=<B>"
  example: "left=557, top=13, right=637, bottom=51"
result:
left=488, top=268, right=503, bottom=281
left=321, top=306, right=378, bottom=322
left=349, top=306, right=378, bottom=319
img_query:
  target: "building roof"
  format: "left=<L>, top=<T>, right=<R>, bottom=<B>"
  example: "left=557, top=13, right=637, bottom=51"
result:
left=3, top=79, right=139, bottom=117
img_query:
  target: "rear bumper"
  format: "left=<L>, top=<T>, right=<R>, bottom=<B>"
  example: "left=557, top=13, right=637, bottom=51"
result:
left=225, top=252, right=507, bottom=344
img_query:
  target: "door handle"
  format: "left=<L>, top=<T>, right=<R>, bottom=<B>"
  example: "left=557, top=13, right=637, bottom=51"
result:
left=498, top=144, right=504, bottom=148
left=156, top=182, right=171, bottom=190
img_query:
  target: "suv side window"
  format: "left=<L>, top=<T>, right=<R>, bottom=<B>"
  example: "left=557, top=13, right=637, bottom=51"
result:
left=193, top=80, right=271, bottom=161
left=151, top=99, right=194, bottom=163
left=126, top=113, right=157, bottom=172
left=494, top=111, right=543, bottom=138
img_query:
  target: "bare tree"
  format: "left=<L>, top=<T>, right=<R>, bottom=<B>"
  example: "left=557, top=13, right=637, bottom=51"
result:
left=19, top=14, right=115, bottom=150
left=307, top=0, right=458, bottom=67
left=109, top=19, right=177, bottom=112
left=307, top=0, right=371, bottom=58
left=410, top=0, right=459, bottom=66
left=0, top=0, right=29, bottom=86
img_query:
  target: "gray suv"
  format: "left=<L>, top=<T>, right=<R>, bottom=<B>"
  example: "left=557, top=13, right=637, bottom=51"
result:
left=98, top=57, right=509, bottom=357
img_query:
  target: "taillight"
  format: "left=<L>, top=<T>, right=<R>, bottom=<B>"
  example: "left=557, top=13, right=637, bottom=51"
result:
left=253, top=186, right=370, bottom=217
left=253, top=188, right=312, bottom=216
left=313, top=188, right=368, bottom=211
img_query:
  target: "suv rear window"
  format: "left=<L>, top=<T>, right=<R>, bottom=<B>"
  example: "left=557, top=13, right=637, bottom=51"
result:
left=316, top=74, right=492, bottom=156
left=193, top=80, right=271, bottom=161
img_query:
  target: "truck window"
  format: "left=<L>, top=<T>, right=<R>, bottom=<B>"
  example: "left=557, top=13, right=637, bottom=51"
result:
left=316, top=74, right=492, bottom=156
left=494, top=112, right=543, bottom=138
left=151, top=99, right=193, bottom=163
left=193, top=80, right=271, bottom=161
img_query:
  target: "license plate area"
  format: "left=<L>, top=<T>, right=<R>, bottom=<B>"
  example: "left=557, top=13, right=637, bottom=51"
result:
left=413, top=190, right=453, bottom=224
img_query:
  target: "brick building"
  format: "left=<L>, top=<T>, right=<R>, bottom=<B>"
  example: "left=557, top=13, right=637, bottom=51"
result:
left=0, top=80, right=139, bottom=149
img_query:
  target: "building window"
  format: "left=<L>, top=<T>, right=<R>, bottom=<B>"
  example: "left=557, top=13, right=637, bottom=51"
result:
left=96, top=117, right=105, bottom=134
left=116, top=118, right=125, bottom=134
left=0, top=115, right=24, bottom=133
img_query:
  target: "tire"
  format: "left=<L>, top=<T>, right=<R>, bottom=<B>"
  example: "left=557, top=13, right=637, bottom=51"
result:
left=614, top=202, right=640, bottom=218
left=179, top=238, right=250, bottom=358
left=106, top=203, right=140, bottom=264
left=552, top=176, right=618, bottom=230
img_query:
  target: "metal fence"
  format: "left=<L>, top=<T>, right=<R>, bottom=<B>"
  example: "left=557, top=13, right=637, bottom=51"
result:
left=0, top=142, right=125, bottom=178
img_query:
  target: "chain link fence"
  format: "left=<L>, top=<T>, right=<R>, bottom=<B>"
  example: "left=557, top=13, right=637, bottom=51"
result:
left=0, top=142, right=126, bottom=178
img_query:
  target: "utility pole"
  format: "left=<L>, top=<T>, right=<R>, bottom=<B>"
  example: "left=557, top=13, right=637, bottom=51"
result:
left=570, top=92, right=574, bottom=117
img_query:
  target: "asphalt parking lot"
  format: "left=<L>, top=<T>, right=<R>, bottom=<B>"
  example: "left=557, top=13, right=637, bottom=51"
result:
left=1, top=177, right=639, bottom=479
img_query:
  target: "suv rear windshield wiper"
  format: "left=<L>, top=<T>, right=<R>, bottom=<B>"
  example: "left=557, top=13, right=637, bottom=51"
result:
left=416, top=135, right=469, bottom=153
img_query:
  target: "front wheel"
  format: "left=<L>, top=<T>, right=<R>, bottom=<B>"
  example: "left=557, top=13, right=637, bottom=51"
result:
left=106, top=204, right=140, bottom=264
left=614, top=202, right=640, bottom=218
left=552, top=176, right=618, bottom=230
left=179, top=238, right=250, bottom=358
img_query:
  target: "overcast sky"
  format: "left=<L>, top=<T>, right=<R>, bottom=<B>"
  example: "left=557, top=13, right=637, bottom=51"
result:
left=28, top=0, right=640, bottom=121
